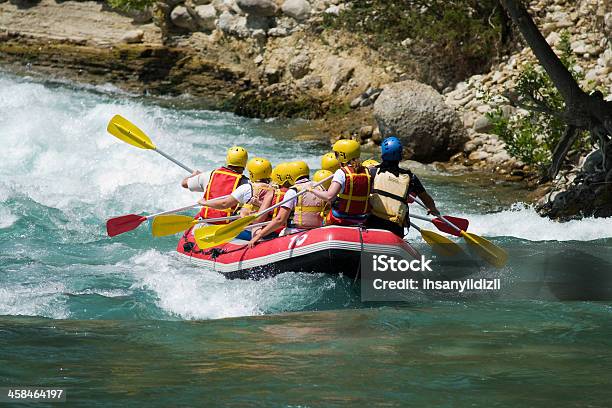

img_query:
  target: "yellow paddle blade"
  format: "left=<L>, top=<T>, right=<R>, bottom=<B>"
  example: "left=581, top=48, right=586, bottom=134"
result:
left=461, top=231, right=508, bottom=268
left=107, top=115, right=156, bottom=150
left=151, top=215, right=197, bottom=237
left=194, top=215, right=257, bottom=250
left=420, top=229, right=463, bottom=257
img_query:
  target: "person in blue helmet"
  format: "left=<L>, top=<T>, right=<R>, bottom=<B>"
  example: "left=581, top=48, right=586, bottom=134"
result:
left=366, top=136, right=439, bottom=237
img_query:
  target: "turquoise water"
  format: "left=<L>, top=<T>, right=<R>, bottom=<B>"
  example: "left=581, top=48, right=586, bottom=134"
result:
left=1, top=72, right=612, bottom=406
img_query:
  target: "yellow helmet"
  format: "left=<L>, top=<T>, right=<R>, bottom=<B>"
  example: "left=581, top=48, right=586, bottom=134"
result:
left=313, top=169, right=333, bottom=189
left=246, top=157, right=272, bottom=181
left=362, top=159, right=380, bottom=168
left=226, top=146, right=248, bottom=168
left=272, top=162, right=294, bottom=187
left=286, top=161, right=310, bottom=185
left=321, top=152, right=340, bottom=172
left=332, top=139, right=361, bottom=164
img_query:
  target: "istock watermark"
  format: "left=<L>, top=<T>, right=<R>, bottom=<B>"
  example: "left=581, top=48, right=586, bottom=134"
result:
left=361, top=249, right=502, bottom=301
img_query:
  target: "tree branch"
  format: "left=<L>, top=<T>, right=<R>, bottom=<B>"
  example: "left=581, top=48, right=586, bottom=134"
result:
left=547, top=125, right=578, bottom=180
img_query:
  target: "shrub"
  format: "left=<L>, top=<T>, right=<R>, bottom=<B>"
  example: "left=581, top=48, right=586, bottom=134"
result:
left=107, top=0, right=155, bottom=12
left=321, top=0, right=502, bottom=87
left=486, top=31, right=592, bottom=169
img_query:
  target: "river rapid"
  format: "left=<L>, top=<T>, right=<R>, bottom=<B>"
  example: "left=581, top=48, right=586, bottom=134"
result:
left=1, top=73, right=611, bottom=407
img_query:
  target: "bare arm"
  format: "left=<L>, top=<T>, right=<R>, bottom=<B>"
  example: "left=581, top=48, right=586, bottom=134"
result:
left=254, top=189, right=275, bottom=224
left=248, top=207, right=291, bottom=247
left=308, top=182, right=342, bottom=202
left=198, top=196, right=240, bottom=209
left=181, top=170, right=201, bottom=189
left=416, top=191, right=440, bottom=216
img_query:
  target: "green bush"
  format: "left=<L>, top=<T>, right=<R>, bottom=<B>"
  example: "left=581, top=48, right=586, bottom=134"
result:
left=107, top=0, right=155, bottom=12
left=486, top=31, right=591, bottom=169
left=321, top=0, right=502, bottom=86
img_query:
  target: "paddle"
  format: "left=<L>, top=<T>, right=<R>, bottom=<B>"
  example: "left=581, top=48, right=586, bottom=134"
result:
left=409, top=213, right=469, bottom=237
left=408, top=221, right=463, bottom=257
left=107, top=114, right=194, bottom=173
left=106, top=203, right=199, bottom=237
left=411, top=195, right=508, bottom=268
left=152, top=214, right=240, bottom=237
left=194, top=175, right=334, bottom=250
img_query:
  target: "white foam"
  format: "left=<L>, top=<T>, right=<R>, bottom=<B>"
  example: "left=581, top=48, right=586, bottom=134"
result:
left=0, top=207, right=18, bottom=229
left=453, top=203, right=612, bottom=241
left=127, top=250, right=337, bottom=320
left=0, top=282, right=69, bottom=319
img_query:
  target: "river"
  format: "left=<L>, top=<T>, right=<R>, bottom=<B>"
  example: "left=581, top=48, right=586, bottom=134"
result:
left=1, top=72, right=611, bottom=407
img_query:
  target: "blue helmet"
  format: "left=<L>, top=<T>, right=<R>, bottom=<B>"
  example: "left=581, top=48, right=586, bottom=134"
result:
left=381, top=137, right=402, bottom=161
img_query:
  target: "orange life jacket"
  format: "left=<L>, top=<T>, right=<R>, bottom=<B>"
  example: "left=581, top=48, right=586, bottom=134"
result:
left=291, top=180, right=327, bottom=229
left=196, top=167, right=244, bottom=223
left=334, top=165, right=371, bottom=216
left=271, top=186, right=289, bottom=234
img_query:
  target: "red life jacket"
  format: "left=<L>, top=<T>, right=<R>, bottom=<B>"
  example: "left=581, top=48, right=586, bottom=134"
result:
left=334, top=165, right=371, bottom=216
left=196, top=167, right=244, bottom=223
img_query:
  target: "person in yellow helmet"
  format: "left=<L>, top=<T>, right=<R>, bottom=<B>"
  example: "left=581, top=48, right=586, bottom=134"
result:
left=362, top=159, right=380, bottom=168
left=308, top=139, right=372, bottom=226
left=321, top=152, right=340, bottom=173
left=241, top=157, right=274, bottom=216
left=181, top=146, right=252, bottom=224
left=313, top=169, right=333, bottom=189
left=248, top=161, right=328, bottom=247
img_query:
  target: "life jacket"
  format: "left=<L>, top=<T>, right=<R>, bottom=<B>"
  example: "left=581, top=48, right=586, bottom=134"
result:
left=242, top=181, right=273, bottom=213
left=271, top=187, right=288, bottom=219
left=334, top=165, right=371, bottom=216
left=369, top=170, right=410, bottom=225
left=270, top=186, right=289, bottom=233
left=291, top=179, right=327, bottom=229
left=196, top=167, right=244, bottom=223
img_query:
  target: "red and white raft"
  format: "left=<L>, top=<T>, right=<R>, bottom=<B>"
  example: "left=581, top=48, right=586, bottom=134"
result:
left=177, top=225, right=420, bottom=279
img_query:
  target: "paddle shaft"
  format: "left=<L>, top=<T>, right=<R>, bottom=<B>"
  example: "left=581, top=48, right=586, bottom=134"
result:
left=155, top=147, right=194, bottom=173
left=146, top=203, right=199, bottom=220
left=411, top=195, right=463, bottom=235
left=408, top=221, right=422, bottom=232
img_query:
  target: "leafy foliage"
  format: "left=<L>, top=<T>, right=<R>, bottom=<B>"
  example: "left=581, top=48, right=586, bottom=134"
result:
left=321, top=0, right=503, bottom=87
left=107, top=0, right=155, bottom=12
left=487, top=31, right=591, bottom=168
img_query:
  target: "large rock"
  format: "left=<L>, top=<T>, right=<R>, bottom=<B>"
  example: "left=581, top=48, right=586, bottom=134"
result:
left=236, top=0, right=278, bottom=16
left=373, top=80, right=467, bottom=162
left=193, top=4, right=217, bottom=31
left=281, top=0, right=311, bottom=21
left=288, top=53, right=311, bottom=79
left=170, top=6, right=198, bottom=30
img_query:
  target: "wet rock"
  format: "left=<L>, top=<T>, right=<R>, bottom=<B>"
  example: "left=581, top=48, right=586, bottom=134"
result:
left=468, top=151, right=488, bottom=161
left=120, top=30, right=144, bottom=44
left=281, top=0, right=311, bottom=21
left=374, top=80, right=467, bottom=162
left=236, top=0, right=278, bottom=16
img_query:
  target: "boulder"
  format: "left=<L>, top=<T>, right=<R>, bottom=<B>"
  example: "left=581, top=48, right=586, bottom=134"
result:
left=288, top=53, right=311, bottom=79
left=120, top=29, right=144, bottom=44
left=373, top=80, right=467, bottom=162
left=281, top=0, right=311, bottom=21
left=236, top=0, right=278, bottom=16
left=194, top=4, right=217, bottom=30
left=324, top=56, right=355, bottom=93
left=170, top=6, right=197, bottom=30
left=217, top=11, right=249, bottom=37
left=473, top=114, right=493, bottom=133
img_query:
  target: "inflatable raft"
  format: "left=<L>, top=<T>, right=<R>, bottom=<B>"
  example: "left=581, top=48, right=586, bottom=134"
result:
left=177, top=225, right=420, bottom=279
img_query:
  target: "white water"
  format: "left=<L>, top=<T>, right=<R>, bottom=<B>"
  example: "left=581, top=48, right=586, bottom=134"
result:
left=1, top=73, right=610, bottom=321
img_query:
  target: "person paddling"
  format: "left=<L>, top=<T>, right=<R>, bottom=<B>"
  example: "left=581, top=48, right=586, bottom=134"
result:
left=248, top=161, right=327, bottom=247
left=181, top=146, right=251, bottom=224
left=308, top=139, right=372, bottom=226
left=367, top=137, right=440, bottom=237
